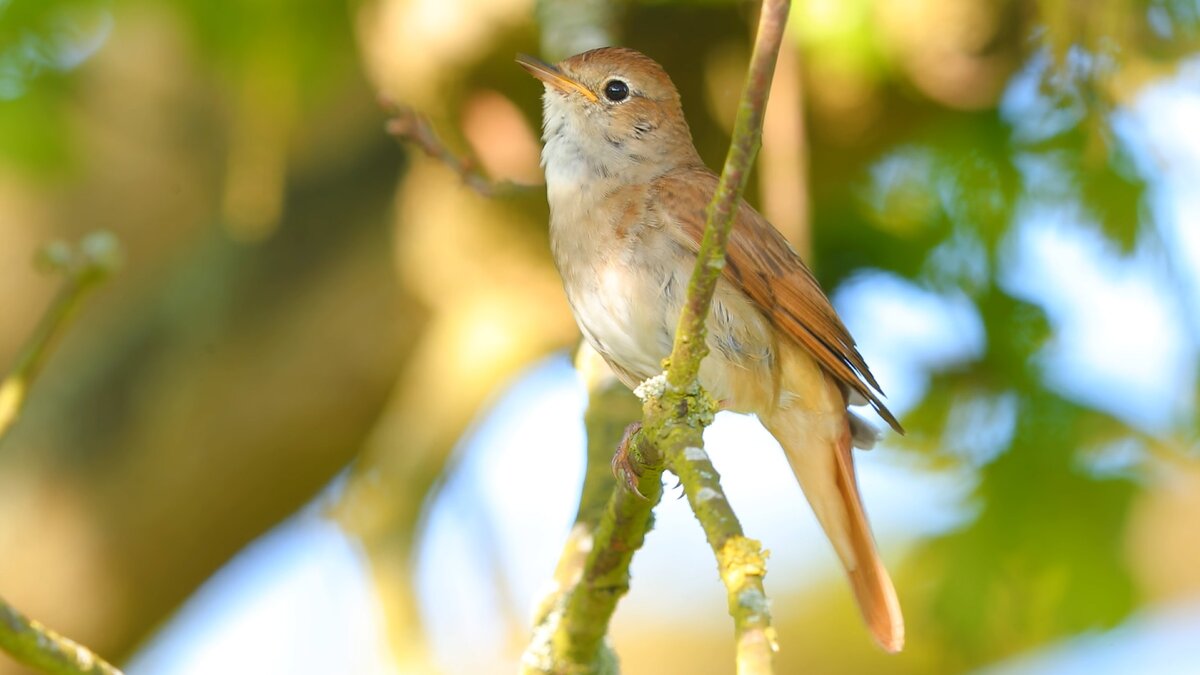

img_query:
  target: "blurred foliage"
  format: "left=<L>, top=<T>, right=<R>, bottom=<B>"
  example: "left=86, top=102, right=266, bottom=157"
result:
left=0, top=0, right=1198, bottom=673
left=0, top=0, right=103, bottom=172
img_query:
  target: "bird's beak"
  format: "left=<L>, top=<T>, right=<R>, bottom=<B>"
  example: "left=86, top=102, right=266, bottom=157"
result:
left=515, top=54, right=598, bottom=103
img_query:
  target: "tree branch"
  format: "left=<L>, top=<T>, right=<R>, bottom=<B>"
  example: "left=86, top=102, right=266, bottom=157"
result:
left=524, top=436, right=664, bottom=674
left=521, top=347, right=650, bottom=675
left=670, top=446, right=775, bottom=673
left=0, top=600, right=123, bottom=675
left=0, top=231, right=122, bottom=442
left=666, top=0, right=790, bottom=390
left=381, top=99, right=537, bottom=199
left=0, top=231, right=124, bottom=675
left=651, top=2, right=791, bottom=670
left=521, top=3, right=640, bottom=669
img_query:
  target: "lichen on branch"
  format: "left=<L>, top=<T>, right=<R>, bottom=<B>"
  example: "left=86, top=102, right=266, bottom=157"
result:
left=522, top=429, right=664, bottom=674
left=617, top=0, right=792, bottom=672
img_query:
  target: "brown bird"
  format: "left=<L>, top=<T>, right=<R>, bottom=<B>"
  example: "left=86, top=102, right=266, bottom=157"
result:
left=517, top=46, right=904, bottom=652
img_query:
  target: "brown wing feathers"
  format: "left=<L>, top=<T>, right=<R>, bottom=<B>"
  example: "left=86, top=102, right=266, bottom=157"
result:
left=653, top=169, right=904, bottom=434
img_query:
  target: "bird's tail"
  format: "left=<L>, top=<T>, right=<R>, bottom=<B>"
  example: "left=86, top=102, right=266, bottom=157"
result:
left=763, top=346, right=904, bottom=653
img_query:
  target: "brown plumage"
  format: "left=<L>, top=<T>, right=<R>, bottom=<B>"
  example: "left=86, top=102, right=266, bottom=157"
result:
left=519, top=46, right=905, bottom=652
left=651, top=168, right=903, bottom=433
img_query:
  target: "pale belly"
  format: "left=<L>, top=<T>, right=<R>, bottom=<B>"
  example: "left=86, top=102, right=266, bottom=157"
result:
left=562, top=256, right=678, bottom=384
left=557, top=243, right=779, bottom=413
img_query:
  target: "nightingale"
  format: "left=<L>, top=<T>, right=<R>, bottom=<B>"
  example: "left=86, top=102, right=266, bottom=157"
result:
left=517, top=46, right=904, bottom=653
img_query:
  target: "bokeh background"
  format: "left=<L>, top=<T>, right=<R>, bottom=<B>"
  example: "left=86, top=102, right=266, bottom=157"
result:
left=2, top=0, right=1199, bottom=673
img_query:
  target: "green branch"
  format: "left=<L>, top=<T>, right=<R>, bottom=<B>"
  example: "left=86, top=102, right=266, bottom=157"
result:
left=0, top=231, right=125, bottom=675
left=652, top=2, right=792, bottom=671
left=533, top=436, right=664, bottom=674
left=0, top=600, right=123, bottom=675
left=0, top=231, right=122, bottom=442
left=669, top=446, right=775, bottom=673
left=522, top=347, right=652, bottom=674
left=521, top=1, right=642, bottom=669
left=666, top=0, right=791, bottom=390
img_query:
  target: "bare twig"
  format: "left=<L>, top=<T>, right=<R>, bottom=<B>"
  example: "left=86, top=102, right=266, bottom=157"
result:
left=0, top=600, right=123, bottom=675
left=0, top=231, right=121, bottom=442
left=518, top=0, right=648, bottom=666
left=522, top=434, right=664, bottom=675
left=0, top=231, right=124, bottom=675
left=381, top=99, right=537, bottom=199
left=652, top=2, right=792, bottom=670
left=667, top=0, right=790, bottom=390
left=670, top=445, right=775, bottom=673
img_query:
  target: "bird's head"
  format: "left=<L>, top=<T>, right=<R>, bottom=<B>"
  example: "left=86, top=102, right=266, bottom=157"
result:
left=517, top=47, right=702, bottom=187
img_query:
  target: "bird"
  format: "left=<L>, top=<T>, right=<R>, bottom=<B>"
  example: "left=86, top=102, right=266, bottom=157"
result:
left=517, top=46, right=905, bottom=653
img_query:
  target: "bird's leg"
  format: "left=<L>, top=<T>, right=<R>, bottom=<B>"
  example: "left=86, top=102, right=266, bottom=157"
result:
left=611, top=421, right=647, bottom=500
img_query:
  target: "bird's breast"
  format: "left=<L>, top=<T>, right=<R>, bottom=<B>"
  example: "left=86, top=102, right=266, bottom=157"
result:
left=544, top=169, right=779, bottom=411
left=551, top=210, right=682, bottom=384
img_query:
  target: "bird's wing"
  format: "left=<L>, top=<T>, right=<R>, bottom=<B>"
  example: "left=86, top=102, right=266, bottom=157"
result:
left=649, top=167, right=902, bottom=433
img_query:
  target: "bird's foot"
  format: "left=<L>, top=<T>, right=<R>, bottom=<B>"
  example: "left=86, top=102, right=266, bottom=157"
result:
left=611, top=421, right=647, bottom=500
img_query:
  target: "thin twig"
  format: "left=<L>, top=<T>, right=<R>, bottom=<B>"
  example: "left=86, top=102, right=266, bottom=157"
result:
left=0, top=600, right=123, bottom=675
left=653, top=2, right=791, bottom=671
left=666, top=0, right=790, bottom=391
left=381, top=98, right=537, bottom=199
left=0, top=231, right=124, bottom=675
left=0, top=232, right=121, bottom=442
left=518, top=0, right=643, bottom=666
left=670, top=446, right=776, bottom=673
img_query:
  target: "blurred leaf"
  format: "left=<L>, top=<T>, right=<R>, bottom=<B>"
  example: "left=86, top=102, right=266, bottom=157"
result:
left=0, top=81, right=73, bottom=172
left=915, top=393, right=1136, bottom=666
left=1078, top=125, right=1146, bottom=252
left=976, top=287, right=1051, bottom=391
left=175, top=0, right=356, bottom=108
left=0, top=0, right=112, bottom=172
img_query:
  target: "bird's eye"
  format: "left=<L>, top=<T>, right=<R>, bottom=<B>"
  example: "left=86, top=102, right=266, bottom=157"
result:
left=603, top=80, right=629, bottom=102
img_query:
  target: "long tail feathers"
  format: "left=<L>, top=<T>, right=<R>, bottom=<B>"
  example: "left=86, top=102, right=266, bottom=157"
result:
left=765, top=364, right=904, bottom=652
left=829, top=425, right=905, bottom=652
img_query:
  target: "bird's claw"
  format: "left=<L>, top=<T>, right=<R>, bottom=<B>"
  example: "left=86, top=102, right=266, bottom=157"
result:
left=612, top=421, right=648, bottom=500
